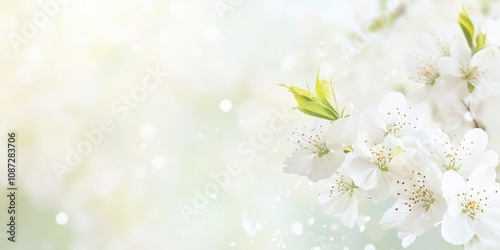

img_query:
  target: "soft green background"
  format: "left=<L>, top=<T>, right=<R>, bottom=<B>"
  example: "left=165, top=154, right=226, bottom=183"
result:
left=2, top=0, right=500, bottom=249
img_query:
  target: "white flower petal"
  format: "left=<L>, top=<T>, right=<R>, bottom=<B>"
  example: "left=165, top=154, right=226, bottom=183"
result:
left=436, top=57, right=463, bottom=77
left=349, top=157, right=380, bottom=190
left=380, top=202, right=408, bottom=229
left=415, top=33, right=440, bottom=54
left=360, top=107, right=387, bottom=143
left=340, top=198, right=359, bottom=228
left=283, top=149, right=316, bottom=176
left=307, top=157, right=332, bottom=182
left=462, top=128, right=488, bottom=154
left=433, top=75, right=469, bottom=100
left=322, top=192, right=351, bottom=215
left=398, top=232, right=417, bottom=248
left=436, top=22, right=464, bottom=56
left=441, top=212, right=474, bottom=245
left=467, top=161, right=497, bottom=188
left=449, top=31, right=472, bottom=67
left=461, top=150, right=499, bottom=180
left=485, top=18, right=500, bottom=46
left=366, top=172, right=393, bottom=202
left=327, top=116, right=358, bottom=146
left=470, top=47, right=499, bottom=71
left=466, top=237, right=499, bottom=250
left=475, top=213, right=500, bottom=246
left=377, top=92, right=408, bottom=114
left=442, top=170, right=466, bottom=217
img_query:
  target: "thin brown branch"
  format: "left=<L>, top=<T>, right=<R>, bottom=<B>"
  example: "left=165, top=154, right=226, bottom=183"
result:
left=461, top=100, right=485, bottom=131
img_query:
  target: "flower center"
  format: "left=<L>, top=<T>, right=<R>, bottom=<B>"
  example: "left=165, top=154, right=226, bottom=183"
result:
left=329, top=171, right=358, bottom=198
left=422, top=70, right=440, bottom=86
left=408, top=50, right=440, bottom=85
left=375, top=156, right=390, bottom=172
left=465, top=66, right=484, bottom=82
left=436, top=37, right=451, bottom=56
left=462, top=199, right=483, bottom=220
left=438, top=135, right=474, bottom=171
left=443, top=153, right=460, bottom=171
left=289, top=124, right=331, bottom=157
left=418, top=189, right=436, bottom=211
left=457, top=186, right=492, bottom=220
left=369, top=146, right=405, bottom=172
left=318, top=147, right=330, bottom=158
left=416, top=63, right=440, bottom=85
left=384, top=107, right=419, bottom=137
left=395, top=171, right=435, bottom=212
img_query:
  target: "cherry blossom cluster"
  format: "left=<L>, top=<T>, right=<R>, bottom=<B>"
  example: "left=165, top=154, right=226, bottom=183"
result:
left=406, top=8, right=500, bottom=107
left=283, top=92, right=500, bottom=249
left=282, top=8, right=500, bottom=250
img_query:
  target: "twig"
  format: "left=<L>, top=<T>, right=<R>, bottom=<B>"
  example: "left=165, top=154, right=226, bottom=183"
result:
left=461, top=100, right=485, bottom=131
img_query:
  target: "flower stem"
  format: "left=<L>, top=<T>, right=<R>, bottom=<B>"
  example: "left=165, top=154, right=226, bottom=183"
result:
left=461, top=100, right=485, bottom=131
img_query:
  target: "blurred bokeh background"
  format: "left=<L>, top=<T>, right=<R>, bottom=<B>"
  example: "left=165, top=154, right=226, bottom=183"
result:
left=2, top=0, right=500, bottom=249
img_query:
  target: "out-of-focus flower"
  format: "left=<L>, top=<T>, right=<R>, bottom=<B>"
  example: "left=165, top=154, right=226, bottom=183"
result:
left=420, top=23, right=465, bottom=57
left=484, top=18, right=500, bottom=47
left=437, top=45, right=500, bottom=101
left=405, top=23, right=465, bottom=86
left=405, top=49, right=439, bottom=85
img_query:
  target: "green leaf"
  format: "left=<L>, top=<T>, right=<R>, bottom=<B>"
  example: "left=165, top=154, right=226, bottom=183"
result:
left=296, top=101, right=338, bottom=121
left=285, top=85, right=317, bottom=106
left=315, top=71, right=327, bottom=105
left=368, top=15, right=392, bottom=32
left=315, top=71, right=338, bottom=113
left=288, top=86, right=315, bottom=100
left=292, top=94, right=313, bottom=106
left=474, top=33, right=487, bottom=53
left=282, top=70, right=347, bottom=121
left=467, top=82, right=475, bottom=93
left=322, top=79, right=338, bottom=109
left=476, top=33, right=486, bottom=47
left=459, top=6, right=475, bottom=50
left=280, top=84, right=314, bottom=100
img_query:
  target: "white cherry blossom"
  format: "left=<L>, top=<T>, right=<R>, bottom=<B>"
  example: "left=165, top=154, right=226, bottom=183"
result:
left=405, top=23, right=465, bottom=86
left=380, top=152, right=446, bottom=248
left=318, top=167, right=368, bottom=228
left=437, top=44, right=500, bottom=101
left=441, top=162, right=500, bottom=248
left=420, top=128, right=497, bottom=177
left=282, top=12, right=500, bottom=248
left=360, top=92, right=423, bottom=145
left=283, top=117, right=357, bottom=182
left=348, top=135, right=405, bottom=202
